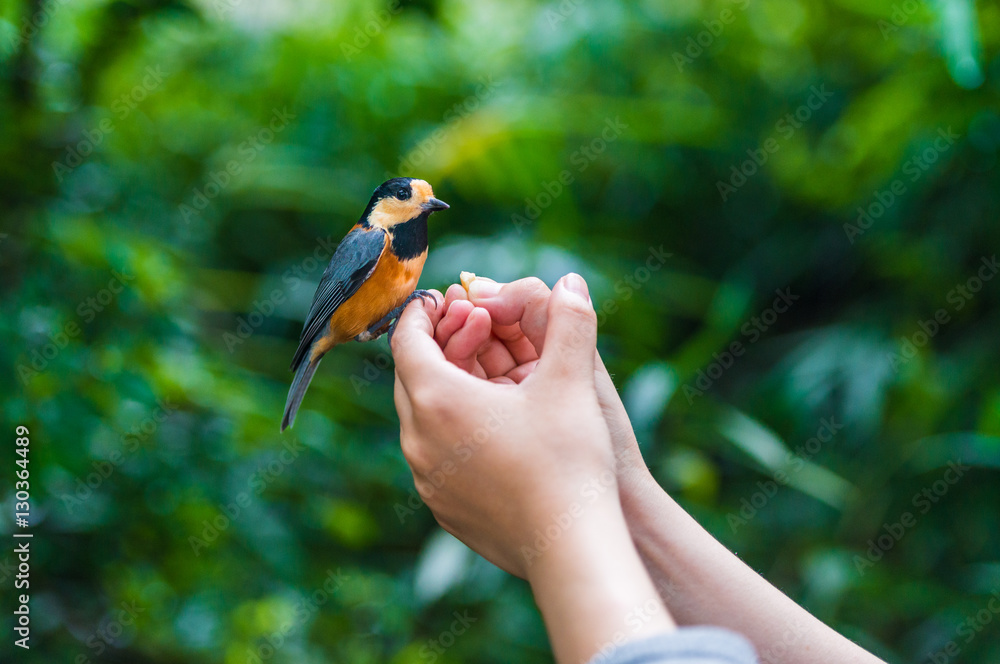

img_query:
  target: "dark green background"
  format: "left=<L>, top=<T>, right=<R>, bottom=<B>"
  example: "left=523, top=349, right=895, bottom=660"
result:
left=2, top=0, right=999, bottom=662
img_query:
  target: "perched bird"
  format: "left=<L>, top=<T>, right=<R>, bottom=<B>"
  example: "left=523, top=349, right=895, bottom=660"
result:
left=281, top=177, right=449, bottom=431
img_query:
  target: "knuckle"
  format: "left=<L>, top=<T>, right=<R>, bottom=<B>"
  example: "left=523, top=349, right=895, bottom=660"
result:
left=411, top=388, right=457, bottom=425
left=519, top=276, right=549, bottom=296
left=390, top=328, right=407, bottom=353
left=410, top=385, right=441, bottom=411
left=561, top=299, right=598, bottom=329
left=402, top=440, right=434, bottom=475
left=425, top=398, right=454, bottom=424
left=414, top=477, right=435, bottom=503
left=518, top=277, right=552, bottom=314
left=399, top=433, right=421, bottom=466
left=567, top=295, right=597, bottom=317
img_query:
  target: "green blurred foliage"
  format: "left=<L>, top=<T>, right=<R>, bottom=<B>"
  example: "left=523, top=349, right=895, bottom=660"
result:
left=1, top=0, right=999, bottom=661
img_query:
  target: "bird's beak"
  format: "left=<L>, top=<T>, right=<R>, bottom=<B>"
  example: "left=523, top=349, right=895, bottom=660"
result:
left=423, top=197, right=450, bottom=212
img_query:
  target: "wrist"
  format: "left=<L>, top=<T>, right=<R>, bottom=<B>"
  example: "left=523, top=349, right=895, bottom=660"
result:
left=617, top=463, right=670, bottom=523
left=523, top=494, right=628, bottom=585
left=524, top=496, right=675, bottom=663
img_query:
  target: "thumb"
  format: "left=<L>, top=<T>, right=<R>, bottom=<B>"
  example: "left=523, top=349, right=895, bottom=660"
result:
left=536, top=273, right=597, bottom=384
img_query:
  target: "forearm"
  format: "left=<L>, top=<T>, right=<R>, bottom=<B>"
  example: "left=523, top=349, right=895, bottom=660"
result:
left=527, top=498, right=676, bottom=664
left=621, top=482, right=884, bottom=664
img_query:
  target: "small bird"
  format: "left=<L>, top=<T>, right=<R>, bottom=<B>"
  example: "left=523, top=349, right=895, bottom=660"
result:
left=281, top=177, right=449, bottom=431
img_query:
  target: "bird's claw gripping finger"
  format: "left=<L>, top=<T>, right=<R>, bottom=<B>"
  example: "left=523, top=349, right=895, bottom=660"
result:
left=357, top=290, right=438, bottom=344
left=406, top=289, right=436, bottom=309
left=387, top=290, right=437, bottom=343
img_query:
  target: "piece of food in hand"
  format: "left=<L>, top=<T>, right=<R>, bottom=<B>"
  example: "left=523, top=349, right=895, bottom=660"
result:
left=460, top=271, right=477, bottom=292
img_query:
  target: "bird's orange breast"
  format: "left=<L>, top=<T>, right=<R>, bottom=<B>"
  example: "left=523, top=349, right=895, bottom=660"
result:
left=314, top=244, right=427, bottom=354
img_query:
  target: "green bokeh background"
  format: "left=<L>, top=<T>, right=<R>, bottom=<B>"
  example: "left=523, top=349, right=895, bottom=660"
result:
left=2, top=0, right=1000, bottom=662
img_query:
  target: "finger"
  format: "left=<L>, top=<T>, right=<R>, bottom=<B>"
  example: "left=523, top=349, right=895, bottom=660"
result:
left=435, top=299, right=475, bottom=348
left=391, top=290, right=471, bottom=395
left=442, top=307, right=493, bottom=374
left=490, top=321, right=539, bottom=366
left=468, top=277, right=551, bottom=354
left=474, top=334, right=519, bottom=378
left=396, top=378, right=427, bottom=475
left=535, top=273, right=597, bottom=384
left=444, top=283, right=469, bottom=309
left=505, top=359, right=538, bottom=384
left=393, top=373, right=414, bottom=427
left=593, top=352, right=639, bottom=446
left=406, top=289, right=446, bottom=328
left=435, top=289, right=518, bottom=377
left=464, top=275, right=498, bottom=293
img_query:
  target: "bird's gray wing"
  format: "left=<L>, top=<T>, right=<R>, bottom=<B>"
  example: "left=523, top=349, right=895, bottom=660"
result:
left=289, top=226, right=386, bottom=370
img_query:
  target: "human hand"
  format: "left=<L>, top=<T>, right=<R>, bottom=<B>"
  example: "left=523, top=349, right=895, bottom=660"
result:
left=392, top=274, right=674, bottom=663
left=391, top=275, right=621, bottom=579
left=432, top=276, right=661, bottom=507
left=420, top=276, right=887, bottom=664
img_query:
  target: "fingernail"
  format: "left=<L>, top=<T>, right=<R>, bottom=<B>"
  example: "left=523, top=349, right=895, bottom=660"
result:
left=563, top=273, right=589, bottom=300
left=468, top=279, right=501, bottom=300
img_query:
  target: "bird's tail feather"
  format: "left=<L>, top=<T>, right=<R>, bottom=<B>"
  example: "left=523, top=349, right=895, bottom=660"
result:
left=281, top=356, right=321, bottom=431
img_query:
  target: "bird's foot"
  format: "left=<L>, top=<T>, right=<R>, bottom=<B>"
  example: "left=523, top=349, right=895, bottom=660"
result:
left=388, top=290, right=436, bottom=343
left=354, top=290, right=436, bottom=344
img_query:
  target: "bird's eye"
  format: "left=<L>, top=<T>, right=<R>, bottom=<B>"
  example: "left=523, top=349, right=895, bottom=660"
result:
left=395, top=188, right=411, bottom=201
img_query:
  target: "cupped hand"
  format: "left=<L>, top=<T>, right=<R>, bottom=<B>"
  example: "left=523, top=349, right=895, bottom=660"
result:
left=390, top=275, right=620, bottom=579
left=431, top=276, right=660, bottom=504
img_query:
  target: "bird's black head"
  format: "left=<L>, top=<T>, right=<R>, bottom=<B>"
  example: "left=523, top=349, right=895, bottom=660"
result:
left=374, top=177, right=416, bottom=202
left=360, top=177, right=449, bottom=229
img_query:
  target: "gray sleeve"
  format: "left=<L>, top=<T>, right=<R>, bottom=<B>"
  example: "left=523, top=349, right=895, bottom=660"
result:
left=587, top=626, right=759, bottom=664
